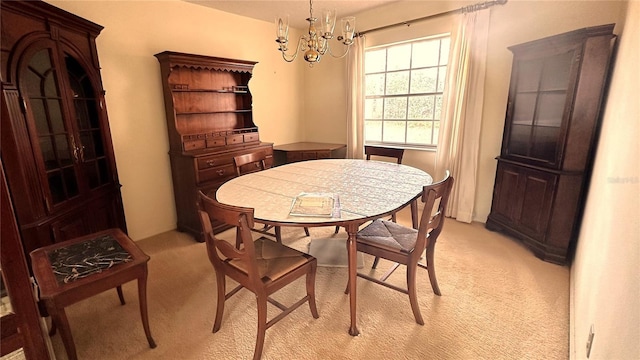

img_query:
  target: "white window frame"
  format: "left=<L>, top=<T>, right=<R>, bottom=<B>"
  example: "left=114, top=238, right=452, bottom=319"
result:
left=363, top=34, right=450, bottom=150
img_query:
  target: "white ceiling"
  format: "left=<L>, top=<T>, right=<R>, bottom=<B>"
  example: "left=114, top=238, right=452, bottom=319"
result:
left=184, top=0, right=399, bottom=30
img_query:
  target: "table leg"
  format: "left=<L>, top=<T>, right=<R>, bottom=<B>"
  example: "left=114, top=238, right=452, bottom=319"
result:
left=346, top=224, right=360, bottom=336
left=47, top=303, right=78, bottom=360
left=137, top=267, right=157, bottom=348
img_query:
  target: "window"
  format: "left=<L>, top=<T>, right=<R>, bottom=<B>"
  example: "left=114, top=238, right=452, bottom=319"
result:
left=364, top=35, right=450, bottom=149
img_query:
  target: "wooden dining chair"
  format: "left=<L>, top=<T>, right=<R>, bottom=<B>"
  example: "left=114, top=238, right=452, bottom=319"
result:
left=350, top=171, right=453, bottom=325
left=233, top=152, right=310, bottom=242
left=197, top=191, right=319, bottom=360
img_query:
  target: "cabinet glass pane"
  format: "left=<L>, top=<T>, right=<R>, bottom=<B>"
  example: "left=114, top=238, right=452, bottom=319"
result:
left=65, top=53, right=110, bottom=189
left=536, top=92, right=566, bottom=127
left=31, top=99, right=49, bottom=134
left=540, top=51, right=574, bottom=91
left=516, top=59, right=543, bottom=92
left=39, top=136, right=55, bottom=170
left=508, top=124, right=531, bottom=156
left=48, top=99, right=65, bottom=133
left=48, top=171, right=65, bottom=204
left=512, top=93, right=536, bottom=125
left=531, top=126, right=560, bottom=161
left=54, top=135, right=72, bottom=167
left=63, top=167, right=79, bottom=197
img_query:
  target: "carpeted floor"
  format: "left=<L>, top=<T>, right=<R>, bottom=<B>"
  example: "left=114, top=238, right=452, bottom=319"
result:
left=45, top=208, right=569, bottom=359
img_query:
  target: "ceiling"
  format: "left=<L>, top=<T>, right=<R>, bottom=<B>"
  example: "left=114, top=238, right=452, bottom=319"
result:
left=184, top=0, right=399, bottom=30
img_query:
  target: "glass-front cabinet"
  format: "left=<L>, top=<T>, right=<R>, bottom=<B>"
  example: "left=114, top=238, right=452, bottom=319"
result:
left=1, top=1, right=126, bottom=258
left=486, top=24, right=616, bottom=265
left=505, top=48, right=579, bottom=166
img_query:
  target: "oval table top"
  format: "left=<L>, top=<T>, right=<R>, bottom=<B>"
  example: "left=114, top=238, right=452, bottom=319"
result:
left=216, top=158, right=433, bottom=227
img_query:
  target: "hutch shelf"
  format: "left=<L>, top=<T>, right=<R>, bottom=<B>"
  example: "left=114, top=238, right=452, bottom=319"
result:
left=155, top=51, right=273, bottom=241
left=486, top=24, right=616, bottom=265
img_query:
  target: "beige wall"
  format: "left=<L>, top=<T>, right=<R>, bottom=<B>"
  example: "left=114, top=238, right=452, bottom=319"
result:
left=571, top=1, right=640, bottom=359
left=47, top=0, right=308, bottom=240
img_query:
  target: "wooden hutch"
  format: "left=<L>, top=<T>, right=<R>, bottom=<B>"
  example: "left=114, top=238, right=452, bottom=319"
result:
left=155, top=51, right=273, bottom=241
left=486, top=25, right=616, bottom=264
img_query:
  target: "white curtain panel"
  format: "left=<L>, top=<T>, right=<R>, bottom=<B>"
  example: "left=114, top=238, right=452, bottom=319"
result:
left=346, top=35, right=365, bottom=160
left=436, top=10, right=490, bottom=223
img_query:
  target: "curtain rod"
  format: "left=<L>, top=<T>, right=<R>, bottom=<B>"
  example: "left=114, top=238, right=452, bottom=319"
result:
left=357, top=0, right=508, bottom=37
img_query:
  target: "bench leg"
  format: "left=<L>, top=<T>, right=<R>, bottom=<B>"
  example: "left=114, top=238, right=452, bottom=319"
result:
left=138, top=268, right=157, bottom=349
left=47, top=303, right=78, bottom=360
left=117, top=285, right=126, bottom=305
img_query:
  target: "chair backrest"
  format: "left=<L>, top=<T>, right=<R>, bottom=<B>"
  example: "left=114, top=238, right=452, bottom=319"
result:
left=364, top=145, right=404, bottom=164
left=197, top=191, right=261, bottom=285
left=414, top=171, right=454, bottom=258
left=233, top=151, right=267, bottom=176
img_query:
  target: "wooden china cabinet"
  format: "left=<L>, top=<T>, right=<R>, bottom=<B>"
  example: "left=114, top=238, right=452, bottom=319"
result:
left=486, top=24, right=616, bottom=265
left=1, top=1, right=127, bottom=259
left=155, top=51, right=273, bottom=241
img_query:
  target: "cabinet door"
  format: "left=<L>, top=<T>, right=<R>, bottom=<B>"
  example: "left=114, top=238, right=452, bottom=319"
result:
left=517, top=168, right=556, bottom=240
left=491, top=162, right=556, bottom=240
left=491, top=163, right=522, bottom=223
left=20, top=40, right=115, bottom=212
left=504, top=45, right=581, bottom=168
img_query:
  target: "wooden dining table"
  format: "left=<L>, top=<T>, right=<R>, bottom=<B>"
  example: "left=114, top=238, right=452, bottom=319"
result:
left=215, top=159, right=432, bottom=336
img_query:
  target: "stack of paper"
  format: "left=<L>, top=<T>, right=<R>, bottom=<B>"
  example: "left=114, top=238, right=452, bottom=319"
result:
left=289, top=193, right=339, bottom=217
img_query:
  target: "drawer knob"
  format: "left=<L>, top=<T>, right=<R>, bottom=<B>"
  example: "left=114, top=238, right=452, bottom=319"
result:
left=206, top=160, right=215, bottom=167
left=216, top=169, right=225, bottom=176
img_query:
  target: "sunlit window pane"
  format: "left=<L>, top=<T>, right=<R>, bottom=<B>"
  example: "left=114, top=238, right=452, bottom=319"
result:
left=412, top=40, right=440, bottom=67
left=365, top=98, right=383, bottom=119
left=385, top=71, right=409, bottom=95
left=410, top=68, right=438, bottom=94
left=407, top=121, right=431, bottom=145
left=384, top=97, right=407, bottom=120
left=440, top=38, right=450, bottom=65
left=434, top=95, right=443, bottom=120
left=366, top=73, right=385, bottom=95
left=383, top=121, right=406, bottom=142
left=365, top=120, right=382, bottom=142
left=387, top=44, right=411, bottom=71
left=408, top=96, right=433, bottom=120
left=365, top=49, right=386, bottom=73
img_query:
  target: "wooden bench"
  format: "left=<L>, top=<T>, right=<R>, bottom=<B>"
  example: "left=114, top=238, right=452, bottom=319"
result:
left=30, top=228, right=156, bottom=360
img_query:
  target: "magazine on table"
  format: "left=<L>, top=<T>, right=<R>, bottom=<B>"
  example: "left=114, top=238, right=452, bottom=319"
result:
left=289, top=192, right=340, bottom=218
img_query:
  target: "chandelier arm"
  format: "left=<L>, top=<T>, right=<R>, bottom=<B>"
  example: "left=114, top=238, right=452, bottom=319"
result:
left=279, top=37, right=305, bottom=62
left=326, top=44, right=351, bottom=59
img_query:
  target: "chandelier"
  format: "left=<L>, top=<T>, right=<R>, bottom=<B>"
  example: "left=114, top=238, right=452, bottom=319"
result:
left=275, top=0, right=356, bottom=66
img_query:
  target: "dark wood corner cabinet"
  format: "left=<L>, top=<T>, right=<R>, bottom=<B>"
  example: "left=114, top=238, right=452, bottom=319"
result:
left=155, top=51, right=273, bottom=241
left=1, top=1, right=127, bottom=258
left=486, top=24, right=616, bottom=265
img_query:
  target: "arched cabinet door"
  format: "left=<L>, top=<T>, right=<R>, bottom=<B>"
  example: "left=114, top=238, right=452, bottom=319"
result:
left=19, top=41, right=115, bottom=211
left=1, top=0, right=127, bottom=255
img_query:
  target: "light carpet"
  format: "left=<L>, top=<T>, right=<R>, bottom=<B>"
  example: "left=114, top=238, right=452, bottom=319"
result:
left=45, top=208, right=569, bottom=359
left=307, top=237, right=364, bottom=268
